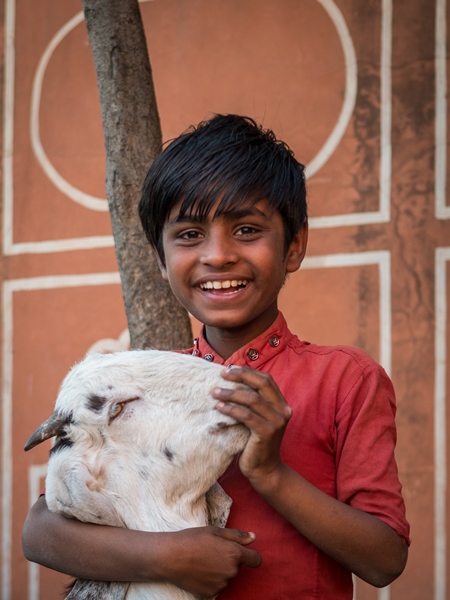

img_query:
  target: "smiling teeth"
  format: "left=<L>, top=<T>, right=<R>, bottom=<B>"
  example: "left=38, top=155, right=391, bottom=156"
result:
left=200, top=280, right=248, bottom=290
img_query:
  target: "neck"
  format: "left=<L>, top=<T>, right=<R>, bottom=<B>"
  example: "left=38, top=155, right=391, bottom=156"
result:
left=204, top=308, right=279, bottom=360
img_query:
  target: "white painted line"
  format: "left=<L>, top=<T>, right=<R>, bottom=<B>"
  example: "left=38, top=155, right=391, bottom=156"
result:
left=379, top=0, right=392, bottom=226
left=435, top=0, right=449, bottom=220
left=28, top=465, right=47, bottom=600
left=434, top=247, right=450, bottom=600
left=1, top=233, right=14, bottom=600
left=302, top=250, right=391, bottom=375
left=309, top=0, right=392, bottom=231
left=309, top=210, right=389, bottom=230
left=302, top=250, right=392, bottom=600
left=305, top=0, right=358, bottom=178
left=30, top=12, right=108, bottom=212
left=2, top=272, right=120, bottom=599
left=2, top=3, right=113, bottom=258
left=378, top=586, right=391, bottom=600
left=2, top=0, right=16, bottom=259
left=4, top=0, right=391, bottom=258
left=7, top=236, right=114, bottom=255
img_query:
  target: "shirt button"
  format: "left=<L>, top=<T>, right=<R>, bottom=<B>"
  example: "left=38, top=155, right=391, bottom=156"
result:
left=269, top=336, right=280, bottom=347
left=204, top=354, right=214, bottom=362
left=247, top=349, right=259, bottom=361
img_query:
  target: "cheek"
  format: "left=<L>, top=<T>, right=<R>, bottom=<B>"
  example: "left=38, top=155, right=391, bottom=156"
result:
left=164, top=251, right=193, bottom=285
left=165, top=268, right=192, bottom=305
left=159, top=251, right=180, bottom=284
left=165, top=262, right=183, bottom=287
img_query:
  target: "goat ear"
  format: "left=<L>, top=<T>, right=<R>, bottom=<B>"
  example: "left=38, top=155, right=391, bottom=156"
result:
left=46, top=458, right=125, bottom=527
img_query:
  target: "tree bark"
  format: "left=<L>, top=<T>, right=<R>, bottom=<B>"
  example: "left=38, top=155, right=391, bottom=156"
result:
left=82, top=0, right=192, bottom=350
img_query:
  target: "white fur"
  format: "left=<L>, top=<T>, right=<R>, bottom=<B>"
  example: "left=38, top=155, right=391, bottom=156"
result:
left=41, top=350, right=250, bottom=600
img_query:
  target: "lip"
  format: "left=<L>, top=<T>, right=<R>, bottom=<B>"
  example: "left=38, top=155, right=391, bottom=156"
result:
left=195, top=275, right=251, bottom=287
left=195, top=285, right=249, bottom=300
left=194, top=276, right=251, bottom=298
left=199, top=279, right=249, bottom=291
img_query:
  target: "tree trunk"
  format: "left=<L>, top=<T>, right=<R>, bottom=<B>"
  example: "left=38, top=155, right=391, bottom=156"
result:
left=82, top=0, right=192, bottom=350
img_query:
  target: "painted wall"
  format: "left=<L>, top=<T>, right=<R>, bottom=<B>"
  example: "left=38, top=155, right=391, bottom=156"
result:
left=0, top=0, right=447, bottom=598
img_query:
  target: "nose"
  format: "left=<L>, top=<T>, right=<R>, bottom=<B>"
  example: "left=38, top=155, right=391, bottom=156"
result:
left=200, top=231, right=239, bottom=268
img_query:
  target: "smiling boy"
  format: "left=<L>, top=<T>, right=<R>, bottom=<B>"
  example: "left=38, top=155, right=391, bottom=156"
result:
left=23, top=114, right=409, bottom=598
left=158, top=198, right=302, bottom=357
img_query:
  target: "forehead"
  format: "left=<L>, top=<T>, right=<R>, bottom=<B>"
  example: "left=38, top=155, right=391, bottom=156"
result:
left=166, top=196, right=276, bottom=225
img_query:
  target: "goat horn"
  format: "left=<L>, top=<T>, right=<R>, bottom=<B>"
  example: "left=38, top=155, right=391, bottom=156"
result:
left=24, top=413, right=68, bottom=452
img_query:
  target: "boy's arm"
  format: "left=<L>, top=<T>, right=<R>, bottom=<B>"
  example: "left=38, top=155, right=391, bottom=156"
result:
left=214, top=366, right=408, bottom=588
left=22, top=495, right=261, bottom=597
left=248, top=462, right=407, bottom=587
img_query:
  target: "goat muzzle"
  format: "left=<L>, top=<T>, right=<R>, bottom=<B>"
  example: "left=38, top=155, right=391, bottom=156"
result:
left=24, top=413, right=68, bottom=451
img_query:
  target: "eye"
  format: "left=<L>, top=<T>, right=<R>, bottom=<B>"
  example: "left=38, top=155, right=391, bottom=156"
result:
left=109, top=402, right=124, bottom=421
left=179, top=229, right=203, bottom=240
left=107, top=396, right=140, bottom=425
left=235, top=225, right=259, bottom=237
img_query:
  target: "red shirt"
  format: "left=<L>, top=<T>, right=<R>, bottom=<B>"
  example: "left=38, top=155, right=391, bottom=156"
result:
left=186, top=313, right=410, bottom=599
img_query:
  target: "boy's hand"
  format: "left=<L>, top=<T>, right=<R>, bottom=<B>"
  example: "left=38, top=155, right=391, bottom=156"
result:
left=212, top=366, right=292, bottom=490
left=161, top=526, right=261, bottom=597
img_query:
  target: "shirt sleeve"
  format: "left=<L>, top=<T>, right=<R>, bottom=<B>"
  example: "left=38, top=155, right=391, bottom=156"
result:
left=334, top=354, right=410, bottom=544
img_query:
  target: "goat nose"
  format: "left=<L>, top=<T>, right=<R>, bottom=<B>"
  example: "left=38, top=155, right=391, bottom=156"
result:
left=24, top=413, right=68, bottom=451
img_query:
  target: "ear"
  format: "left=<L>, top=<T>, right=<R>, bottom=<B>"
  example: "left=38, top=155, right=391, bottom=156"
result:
left=285, top=223, right=309, bottom=273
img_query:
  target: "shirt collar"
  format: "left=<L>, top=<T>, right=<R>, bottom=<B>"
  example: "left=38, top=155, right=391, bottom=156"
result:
left=189, top=312, right=292, bottom=367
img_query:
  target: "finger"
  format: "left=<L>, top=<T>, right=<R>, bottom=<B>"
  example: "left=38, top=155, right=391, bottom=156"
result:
left=221, top=365, right=278, bottom=391
left=239, top=547, right=262, bottom=569
left=215, top=399, right=285, bottom=436
left=214, top=528, right=256, bottom=545
left=220, top=367, right=292, bottom=419
left=212, top=529, right=261, bottom=568
left=214, top=388, right=291, bottom=430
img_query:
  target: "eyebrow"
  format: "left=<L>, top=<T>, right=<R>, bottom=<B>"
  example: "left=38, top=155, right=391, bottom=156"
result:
left=168, top=205, right=269, bottom=226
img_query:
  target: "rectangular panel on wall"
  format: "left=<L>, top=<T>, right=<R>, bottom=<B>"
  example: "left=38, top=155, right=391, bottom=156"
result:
left=2, top=274, right=127, bottom=600
left=280, top=251, right=390, bottom=370
left=3, top=0, right=113, bottom=255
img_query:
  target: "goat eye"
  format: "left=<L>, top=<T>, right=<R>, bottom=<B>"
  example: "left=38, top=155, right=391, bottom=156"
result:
left=109, top=402, right=124, bottom=420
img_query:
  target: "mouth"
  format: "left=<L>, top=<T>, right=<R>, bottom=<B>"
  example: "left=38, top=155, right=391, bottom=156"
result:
left=199, top=279, right=249, bottom=292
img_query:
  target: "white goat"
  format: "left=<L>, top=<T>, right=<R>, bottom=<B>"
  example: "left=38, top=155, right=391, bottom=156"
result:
left=25, top=350, right=250, bottom=600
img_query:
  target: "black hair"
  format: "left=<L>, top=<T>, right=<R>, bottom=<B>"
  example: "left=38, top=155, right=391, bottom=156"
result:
left=139, top=114, right=307, bottom=264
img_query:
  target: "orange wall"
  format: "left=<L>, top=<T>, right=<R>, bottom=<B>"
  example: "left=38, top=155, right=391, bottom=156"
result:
left=1, top=0, right=447, bottom=598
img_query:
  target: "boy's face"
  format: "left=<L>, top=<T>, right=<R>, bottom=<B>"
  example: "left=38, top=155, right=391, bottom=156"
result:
left=159, top=198, right=307, bottom=336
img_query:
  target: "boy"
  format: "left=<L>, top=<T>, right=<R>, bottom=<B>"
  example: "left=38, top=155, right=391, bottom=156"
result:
left=23, top=114, right=409, bottom=598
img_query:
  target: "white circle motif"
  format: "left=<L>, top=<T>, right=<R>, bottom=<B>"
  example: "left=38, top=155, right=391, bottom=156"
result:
left=306, top=0, right=357, bottom=178
left=30, top=12, right=108, bottom=211
left=30, top=0, right=356, bottom=210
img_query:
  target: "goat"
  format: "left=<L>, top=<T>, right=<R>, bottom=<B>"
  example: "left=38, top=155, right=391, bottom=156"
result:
left=25, top=350, right=251, bottom=600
